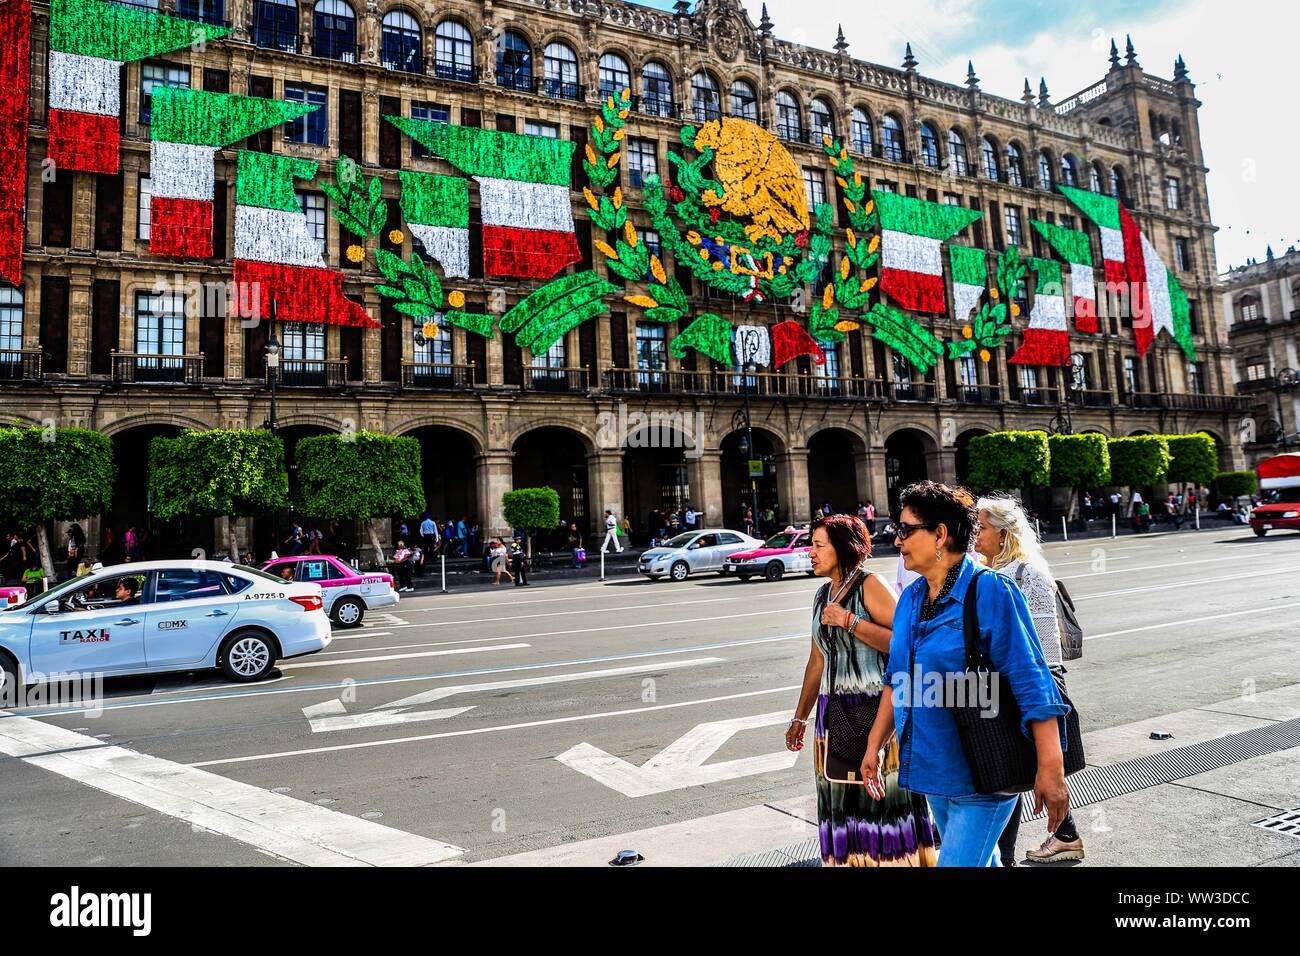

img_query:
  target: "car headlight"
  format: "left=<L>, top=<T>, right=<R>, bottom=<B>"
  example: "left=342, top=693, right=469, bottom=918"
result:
left=1282, top=511, right=1299, bottom=519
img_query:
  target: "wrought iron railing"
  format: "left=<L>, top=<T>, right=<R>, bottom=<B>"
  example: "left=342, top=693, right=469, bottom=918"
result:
left=273, top=359, right=348, bottom=388
left=521, top=365, right=589, bottom=392
left=433, top=62, right=478, bottom=84
left=401, top=362, right=476, bottom=390
left=0, top=348, right=42, bottom=382
left=112, top=352, right=204, bottom=385
left=541, top=78, right=582, bottom=101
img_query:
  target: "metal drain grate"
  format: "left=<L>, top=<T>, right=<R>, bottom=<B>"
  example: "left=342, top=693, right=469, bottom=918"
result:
left=712, top=838, right=821, bottom=868
left=1252, top=809, right=1300, bottom=841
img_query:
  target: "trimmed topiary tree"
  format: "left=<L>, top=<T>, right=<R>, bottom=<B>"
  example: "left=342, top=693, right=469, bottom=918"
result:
left=1107, top=435, right=1171, bottom=489
left=1213, top=470, right=1258, bottom=500
left=0, top=425, right=116, bottom=579
left=295, top=432, right=425, bottom=566
left=965, top=430, right=1051, bottom=493
left=148, top=429, right=289, bottom=561
left=1048, top=433, right=1111, bottom=520
left=1162, top=433, right=1219, bottom=490
left=503, top=487, right=561, bottom=556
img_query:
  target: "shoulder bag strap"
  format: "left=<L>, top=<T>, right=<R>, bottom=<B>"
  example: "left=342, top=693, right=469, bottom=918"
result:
left=962, top=568, right=986, bottom=671
left=1015, top=562, right=1026, bottom=586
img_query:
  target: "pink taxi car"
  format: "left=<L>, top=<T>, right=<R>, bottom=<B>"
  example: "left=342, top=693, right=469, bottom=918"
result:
left=261, top=555, right=398, bottom=628
left=721, top=527, right=815, bottom=582
left=0, top=586, right=27, bottom=608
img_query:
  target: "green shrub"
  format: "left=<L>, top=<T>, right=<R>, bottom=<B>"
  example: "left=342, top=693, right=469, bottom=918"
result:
left=1106, top=436, right=1170, bottom=487
left=966, top=430, right=1050, bottom=492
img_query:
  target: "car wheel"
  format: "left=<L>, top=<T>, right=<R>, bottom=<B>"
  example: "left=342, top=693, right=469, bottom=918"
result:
left=670, top=561, right=690, bottom=582
left=331, top=596, right=365, bottom=628
left=1254, top=528, right=1267, bottom=537
left=764, top=561, right=784, bottom=582
left=737, top=573, right=752, bottom=582
left=0, top=652, right=19, bottom=707
left=219, top=631, right=277, bottom=683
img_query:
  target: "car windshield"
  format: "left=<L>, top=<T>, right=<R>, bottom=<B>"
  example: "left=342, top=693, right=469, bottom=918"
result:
left=9, top=574, right=85, bottom=611
left=239, top=564, right=294, bottom=583
left=762, top=532, right=796, bottom=549
left=662, top=533, right=698, bottom=549
left=1261, top=490, right=1288, bottom=504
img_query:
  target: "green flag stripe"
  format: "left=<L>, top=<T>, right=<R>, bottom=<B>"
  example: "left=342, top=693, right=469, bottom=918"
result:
left=398, top=172, right=469, bottom=229
left=1028, top=257, right=1063, bottom=287
left=1167, top=267, right=1196, bottom=361
left=51, top=0, right=231, bottom=62
left=236, top=151, right=319, bottom=212
left=949, top=245, right=988, bottom=287
left=871, top=189, right=983, bottom=241
left=152, top=88, right=318, bottom=147
left=1030, top=219, right=1093, bottom=266
left=385, top=116, right=574, bottom=186
left=1058, top=184, right=1120, bottom=231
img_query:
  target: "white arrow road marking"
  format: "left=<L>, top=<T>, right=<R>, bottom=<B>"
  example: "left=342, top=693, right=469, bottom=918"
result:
left=0, top=713, right=464, bottom=866
left=300, top=657, right=723, bottom=733
left=280, top=642, right=530, bottom=670
left=556, top=711, right=799, bottom=797
left=362, top=613, right=407, bottom=627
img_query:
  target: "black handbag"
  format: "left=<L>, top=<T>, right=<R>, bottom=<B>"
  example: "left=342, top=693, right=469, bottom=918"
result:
left=948, top=569, right=1086, bottom=794
left=818, top=568, right=882, bottom=785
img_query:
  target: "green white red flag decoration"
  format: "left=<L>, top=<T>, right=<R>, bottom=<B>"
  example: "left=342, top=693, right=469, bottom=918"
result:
left=398, top=172, right=470, bottom=279
left=233, top=151, right=377, bottom=329
left=1030, top=219, right=1097, bottom=332
left=1058, top=185, right=1194, bottom=359
left=0, top=0, right=32, bottom=286
left=949, top=245, right=987, bottom=326
left=47, top=0, right=230, bottom=174
left=148, top=87, right=316, bottom=258
left=385, top=117, right=581, bottom=279
left=1009, top=258, right=1070, bottom=366
left=874, top=190, right=983, bottom=314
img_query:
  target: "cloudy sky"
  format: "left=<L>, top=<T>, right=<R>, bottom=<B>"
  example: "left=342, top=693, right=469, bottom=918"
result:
left=640, top=0, right=1292, bottom=271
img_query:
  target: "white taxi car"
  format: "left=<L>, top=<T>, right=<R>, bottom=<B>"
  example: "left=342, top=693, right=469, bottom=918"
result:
left=637, top=529, right=763, bottom=581
left=0, top=560, right=331, bottom=696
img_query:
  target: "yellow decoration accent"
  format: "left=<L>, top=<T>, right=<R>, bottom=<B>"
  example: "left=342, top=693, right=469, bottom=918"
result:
left=686, top=231, right=702, bottom=245
left=585, top=144, right=598, bottom=165
left=594, top=116, right=605, bottom=133
left=623, top=220, right=637, bottom=247
left=622, top=88, right=631, bottom=100
left=834, top=320, right=860, bottom=333
left=822, top=134, right=834, bottom=149
left=846, top=228, right=858, bottom=247
left=778, top=265, right=788, bottom=274
left=388, top=229, right=404, bottom=245
left=844, top=198, right=856, bottom=214
left=962, top=325, right=973, bottom=339
left=650, top=256, right=667, bottom=284
left=836, top=176, right=848, bottom=190
left=625, top=294, right=659, bottom=308
left=594, top=239, right=619, bottom=260
left=606, top=152, right=620, bottom=168
left=821, top=284, right=835, bottom=309
left=448, top=290, right=465, bottom=308
left=421, top=320, right=440, bottom=338
left=583, top=187, right=599, bottom=211
left=864, top=200, right=875, bottom=216
left=617, top=110, right=629, bottom=120
left=989, top=288, right=1000, bottom=300
left=839, top=147, right=848, bottom=161
left=853, top=173, right=862, bottom=188
left=868, top=235, right=880, bottom=254
left=689, top=118, right=811, bottom=244
left=613, top=128, right=626, bottom=141
left=607, top=96, right=616, bottom=110
left=711, top=261, right=724, bottom=271
left=783, top=256, right=793, bottom=265
left=858, top=276, right=877, bottom=293
left=839, top=257, right=851, bottom=279
left=979, top=348, right=991, bottom=362
left=698, top=249, right=709, bottom=260
left=731, top=249, right=775, bottom=280
left=612, top=186, right=623, bottom=209
left=1011, top=303, right=1021, bottom=317
left=346, top=244, right=364, bottom=263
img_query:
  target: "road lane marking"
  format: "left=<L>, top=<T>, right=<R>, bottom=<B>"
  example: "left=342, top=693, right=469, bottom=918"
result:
left=280, top=642, right=531, bottom=670
left=302, top=658, right=723, bottom=732
left=0, top=713, right=464, bottom=866
left=189, top=684, right=803, bottom=767
left=1085, top=601, right=1300, bottom=641
left=556, top=711, right=798, bottom=797
left=368, top=605, right=811, bottom=635
left=395, top=594, right=802, bottom=628
left=5, top=634, right=805, bottom=718
left=398, top=581, right=821, bottom=613
left=1076, top=565, right=1300, bottom=600
left=315, top=634, right=526, bottom=654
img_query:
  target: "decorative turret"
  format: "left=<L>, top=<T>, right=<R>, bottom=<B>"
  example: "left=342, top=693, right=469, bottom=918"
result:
left=1109, top=37, right=1121, bottom=70
left=834, top=24, right=848, bottom=56
left=1125, top=34, right=1140, bottom=68
left=758, top=3, right=772, bottom=38
left=1022, top=77, right=1035, bottom=107
left=965, top=60, right=979, bottom=92
left=1174, top=54, right=1189, bottom=82
left=903, top=42, right=917, bottom=73
left=1038, top=77, right=1051, bottom=109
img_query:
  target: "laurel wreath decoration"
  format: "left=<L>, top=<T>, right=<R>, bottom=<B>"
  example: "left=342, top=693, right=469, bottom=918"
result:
left=946, top=247, right=1026, bottom=361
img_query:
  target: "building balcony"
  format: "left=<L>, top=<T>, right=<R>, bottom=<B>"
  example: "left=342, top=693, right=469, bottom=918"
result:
left=432, top=62, right=478, bottom=85
left=1236, top=377, right=1277, bottom=394
left=951, top=384, right=1002, bottom=405
left=1229, top=318, right=1267, bottom=336
left=1070, top=389, right=1115, bottom=408
left=380, top=54, right=425, bottom=76
left=0, top=348, right=43, bottom=383
left=251, top=28, right=300, bottom=54
left=1016, top=386, right=1062, bottom=406
left=112, top=352, right=204, bottom=385
left=541, top=78, right=583, bottom=102
left=271, top=359, right=348, bottom=389
left=604, top=368, right=886, bottom=400
left=401, top=362, right=476, bottom=390
left=495, top=71, right=537, bottom=94
left=521, top=365, right=590, bottom=393
left=634, top=96, right=679, bottom=120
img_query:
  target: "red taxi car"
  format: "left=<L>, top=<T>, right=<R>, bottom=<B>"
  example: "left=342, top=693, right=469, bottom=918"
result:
left=1251, top=452, right=1300, bottom=537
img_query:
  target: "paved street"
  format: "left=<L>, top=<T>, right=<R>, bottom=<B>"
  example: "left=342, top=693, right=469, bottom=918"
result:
left=2, top=525, right=1298, bottom=867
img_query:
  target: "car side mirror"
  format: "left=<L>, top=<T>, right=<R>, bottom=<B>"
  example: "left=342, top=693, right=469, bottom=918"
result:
left=39, top=599, right=60, bottom=615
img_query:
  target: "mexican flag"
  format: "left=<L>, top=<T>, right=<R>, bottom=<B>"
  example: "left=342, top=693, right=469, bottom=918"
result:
left=1059, top=185, right=1194, bottom=359
left=1, top=0, right=32, bottom=286
left=1030, top=219, right=1097, bottom=333
left=948, top=245, right=987, bottom=327
left=386, top=117, right=581, bottom=279
left=233, top=151, right=377, bottom=328
left=47, top=0, right=230, bottom=174
left=398, top=172, right=470, bottom=279
left=873, top=190, right=983, bottom=314
left=1009, top=258, right=1070, bottom=366
left=149, top=88, right=316, bottom=258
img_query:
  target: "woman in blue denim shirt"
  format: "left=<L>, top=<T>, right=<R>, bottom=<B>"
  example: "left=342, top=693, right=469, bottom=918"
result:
left=860, top=481, right=1072, bottom=867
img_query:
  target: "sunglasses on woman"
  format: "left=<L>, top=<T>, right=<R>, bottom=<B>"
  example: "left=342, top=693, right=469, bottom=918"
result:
left=894, top=521, right=937, bottom=540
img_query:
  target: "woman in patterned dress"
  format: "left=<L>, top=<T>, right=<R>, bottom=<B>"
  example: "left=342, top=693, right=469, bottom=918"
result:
left=785, top=514, right=938, bottom=866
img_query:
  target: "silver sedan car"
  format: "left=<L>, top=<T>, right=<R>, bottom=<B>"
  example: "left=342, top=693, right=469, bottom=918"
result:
left=637, top=529, right=764, bottom=581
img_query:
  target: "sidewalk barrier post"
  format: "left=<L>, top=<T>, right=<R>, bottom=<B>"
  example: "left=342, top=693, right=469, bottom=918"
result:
left=1195, top=505, right=1201, bottom=530
left=600, top=547, right=606, bottom=581
left=1112, top=513, right=1117, bottom=538
left=1061, top=516, right=1068, bottom=542
left=440, top=553, right=446, bottom=593
left=1036, top=518, right=1041, bottom=539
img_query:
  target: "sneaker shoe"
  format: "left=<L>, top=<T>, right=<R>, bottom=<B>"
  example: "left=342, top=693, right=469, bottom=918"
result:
left=1025, top=834, right=1085, bottom=863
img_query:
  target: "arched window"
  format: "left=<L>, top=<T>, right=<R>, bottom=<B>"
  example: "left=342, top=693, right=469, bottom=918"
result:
left=730, top=79, right=758, bottom=122
left=434, top=20, right=474, bottom=82
left=919, top=123, right=940, bottom=167
left=177, top=0, right=225, bottom=25
left=947, top=128, right=969, bottom=176
left=776, top=90, right=801, bottom=142
left=599, top=53, right=631, bottom=99
left=1238, top=295, right=1260, bottom=324
left=252, top=0, right=298, bottom=52
left=543, top=42, right=579, bottom=100
left=312, top=0, right=356, bottom=62
left=1036, top=150, right=1053, bottom=190
left=1006, top=143, right=1025, bottom=187
left=1111, top=165, right=1127, bottom=203
left=640, top=61, right=674, bottom=118
left=809, top=98, right=834, bottom=142
left=380, top=10, right=422, bottom=74
left=1060, top=153, right=1079, bottom=188
left=981, top=136, right=999, bottom=180
left=851, top=108, right=872, bottom=155
left=496, top=30, right=533, bottom=92
left=1090, top=161, right=1104, bottom=193
left=691, top=72, right=721, bottom=123
left=882, top=113, right=905, bottom=162
left=0, top=287, right=23, bottom=363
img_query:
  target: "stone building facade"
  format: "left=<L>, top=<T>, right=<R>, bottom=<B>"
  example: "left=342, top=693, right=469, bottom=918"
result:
left=1221, top=248, right=1300, bottom=467
left=4, top=0, right=1246, bottom=554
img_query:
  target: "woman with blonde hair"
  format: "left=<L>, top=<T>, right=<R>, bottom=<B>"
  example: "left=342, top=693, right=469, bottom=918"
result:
left=974, top=494, right=1083, bottom=865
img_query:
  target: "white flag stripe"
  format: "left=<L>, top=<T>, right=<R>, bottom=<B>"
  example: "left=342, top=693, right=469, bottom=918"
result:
left=880, top=230, right=943, bottom=275
left=1029, top=288, right=1068, bottom=331
left=1099, top=225, right=1125, bottom=265
left=475, top=177, right=576, bottom=233
left=150, top=141, right=217, bottom=201
left=1071, top=263, right=1096, bottom=302
left=48, top=52, right=121, bottom=117
left=409, top=224, right=469, bottom=279
left=1140, top=235, right=1175, bottom=335
left=234, top=205, right=326, bottom=268
left=952, top=283, right=983, bottom=323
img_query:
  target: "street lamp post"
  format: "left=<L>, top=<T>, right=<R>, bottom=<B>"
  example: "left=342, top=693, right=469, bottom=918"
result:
left=263, top=301, right=281, bottom=560
left=739, top=362, right=760, bottom=531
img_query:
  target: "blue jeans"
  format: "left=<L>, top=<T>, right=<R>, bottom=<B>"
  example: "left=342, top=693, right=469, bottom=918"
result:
left=928, top=793, right=1019, bottom=867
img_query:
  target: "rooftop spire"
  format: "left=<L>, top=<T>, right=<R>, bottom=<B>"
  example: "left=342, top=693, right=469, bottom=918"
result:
left=1125, top=34, right=1139, bottom=68
left=759, top=3, right=772, bottom=38
left=903, top=42, right=917, bottom=73
left=1174, top=54, right=1188, bottom=81
left=834, top=24, right=848, bottom=55
left=1022, top=77, right=1035, bottom=106
left=1038, top=76, right=1051, bottom=108
left=965, top=60, right=980, bottom=91
left=1109, top=37, right=1121, bottom=69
